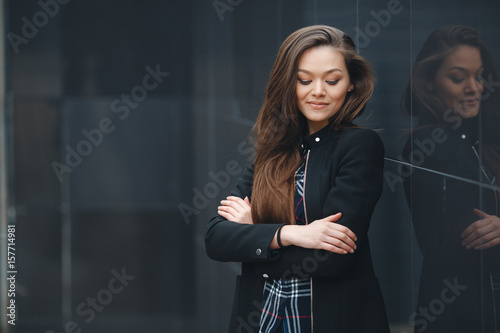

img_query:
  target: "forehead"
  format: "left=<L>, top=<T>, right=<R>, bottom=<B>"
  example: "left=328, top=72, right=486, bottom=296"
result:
left=298, top=46, right=347, bottom=72
left=441, top=45, right=483, bottom=71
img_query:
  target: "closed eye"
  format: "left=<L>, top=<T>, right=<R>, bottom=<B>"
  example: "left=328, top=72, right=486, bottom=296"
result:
left=326, top=80, right=339, bottom=85
left=298, top=79, right=312, bottom=85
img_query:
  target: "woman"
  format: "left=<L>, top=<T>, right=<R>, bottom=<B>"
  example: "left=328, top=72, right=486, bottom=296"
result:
left=205, top=25, right=389, bottom=332
left=401, top=25, right=500, bottom=332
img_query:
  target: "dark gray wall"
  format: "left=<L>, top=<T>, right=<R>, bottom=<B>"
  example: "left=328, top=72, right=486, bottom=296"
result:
left=3, top=0, right=499, bottom=332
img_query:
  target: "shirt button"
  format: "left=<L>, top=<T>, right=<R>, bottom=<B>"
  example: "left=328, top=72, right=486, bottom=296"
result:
left=461, top=134, right=466, bottom=139
left=256, top=248, right=262, bottom=255
left=263, top=274, right=269, bottom=279
left=315, top=137, right=320, bottom=142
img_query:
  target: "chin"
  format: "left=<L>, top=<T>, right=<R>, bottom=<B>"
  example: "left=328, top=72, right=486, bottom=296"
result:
left=459, top=109, right=480, bottom=119
left=451, top=104, right=479, bottom=119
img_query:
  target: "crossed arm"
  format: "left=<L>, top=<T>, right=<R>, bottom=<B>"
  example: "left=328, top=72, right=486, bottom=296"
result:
left=218, top=196, right=357, bottom=254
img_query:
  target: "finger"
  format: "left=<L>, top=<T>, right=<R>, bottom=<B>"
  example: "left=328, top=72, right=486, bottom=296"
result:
left=322, top=214, right=358, bottom=242
left=324, top=213, right=342, bottom=222
left=328, top=223, right=357, bottom=243
left=327, top=238, right=355, bottom=253
left=218, top=205, right=239, bottom=218
left=467, top=232, right=499, bottom=249
left=463, top=225, right=500, bottom=248
left=218, top=209, right=236, bottom=221
left=244, top=196, right=251, bottom=205
left=321, top=242, right=350, bottom=255
left=461, top=222, right=483, bottom=246
left=327, top=230, right=357, bottom=252
left=220, top=199, right=245, bottom=212
left=226, top=196, right=250, bottom=210
left=472, top=237, right=500, bottom=250
left=473, top=208, right=491, bottom=219
left=462, top=221, right=496, bottom=247
left=461, top=219, right=487, bottom=239
left=462, top=210, right=494, bottom=238
left=227, top=196, right=247, bottom=204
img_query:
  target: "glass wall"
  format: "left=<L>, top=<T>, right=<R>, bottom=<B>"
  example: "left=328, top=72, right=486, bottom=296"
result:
left=1, top=0, right=499, bottom=332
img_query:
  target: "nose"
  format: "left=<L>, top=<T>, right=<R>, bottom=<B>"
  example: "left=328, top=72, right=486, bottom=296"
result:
left=464, top=76, right=482, bottom=96
left=312, top=81, right=326, bottom=97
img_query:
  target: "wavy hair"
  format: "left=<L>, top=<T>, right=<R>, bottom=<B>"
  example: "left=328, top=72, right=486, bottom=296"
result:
left=251, top=25, right=374, bottom=225
left=403, top=25, right=500, bottom=128
left=402, top=25, right=500, bottom=179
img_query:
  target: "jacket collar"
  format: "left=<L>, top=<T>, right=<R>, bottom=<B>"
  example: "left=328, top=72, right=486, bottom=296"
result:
left=303, top=124, right=337, bottom=149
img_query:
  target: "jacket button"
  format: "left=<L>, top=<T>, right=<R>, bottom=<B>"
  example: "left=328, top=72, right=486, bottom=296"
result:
left=315, top=137, right=320, bottom=142
left=263, top=274, right=269, bottom=279
left=256, top=248, right=262, bottom=255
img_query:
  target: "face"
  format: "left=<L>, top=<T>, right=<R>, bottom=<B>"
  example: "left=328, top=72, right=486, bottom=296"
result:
left=432, top=45, right=484, bottom=119
left=296, top=46, right=353, bottom=134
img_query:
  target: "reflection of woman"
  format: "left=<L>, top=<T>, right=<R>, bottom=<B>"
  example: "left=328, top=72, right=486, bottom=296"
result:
left=205, top=25, right=389, bottom=332
left=402, top=25, right=500, bottom=332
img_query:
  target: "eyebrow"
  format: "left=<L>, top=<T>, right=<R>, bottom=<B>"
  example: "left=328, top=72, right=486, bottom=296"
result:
left=297, top=68, right=343, bottom=75
left=448, top=65, right=484, bottom=73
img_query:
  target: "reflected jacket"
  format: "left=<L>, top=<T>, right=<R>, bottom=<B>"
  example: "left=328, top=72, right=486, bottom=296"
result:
left=205, top=126, right=390, bottom=333
left=402, top=122, right=500, bottom=332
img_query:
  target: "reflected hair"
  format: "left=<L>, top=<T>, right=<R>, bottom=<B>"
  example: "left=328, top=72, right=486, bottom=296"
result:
left=251, top=25, right=374, bottom=225
left=403, top=25, right=500, bottom=128
left=402, top=25, right=500, bottom=181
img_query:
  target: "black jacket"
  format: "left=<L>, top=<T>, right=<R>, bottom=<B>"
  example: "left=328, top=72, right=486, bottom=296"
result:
left=205, top=126, right=390, bottom=332
left=402, top=122, right=500, bottom=332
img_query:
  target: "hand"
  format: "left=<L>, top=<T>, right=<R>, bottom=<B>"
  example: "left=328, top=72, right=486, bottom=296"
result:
left=280, top=213, right=357, bottom=254
left=461, top=209, right=500, bottom=250
left=218, top=196, right=253, bottom=224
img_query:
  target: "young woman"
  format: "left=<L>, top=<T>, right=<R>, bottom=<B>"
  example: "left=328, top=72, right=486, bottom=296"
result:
left=205, top=25, right=389, bottom=333
left=401, top=25, right=500, bottom=332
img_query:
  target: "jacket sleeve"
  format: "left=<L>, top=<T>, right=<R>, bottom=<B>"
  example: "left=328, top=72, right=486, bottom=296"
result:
left=204, top=163, right=283, bottom=262
left=254, top=129, right=385, bottom=278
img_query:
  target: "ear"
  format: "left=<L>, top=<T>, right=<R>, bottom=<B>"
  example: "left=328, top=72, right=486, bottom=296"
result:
left=348, top=83, right=354, bottom=92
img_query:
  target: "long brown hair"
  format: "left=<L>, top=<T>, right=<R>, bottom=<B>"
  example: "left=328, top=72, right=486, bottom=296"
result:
left=402, top=25, right=500, bottom=180
left=403, top=25, right=500, bottom=127
left=251, top=25, right=374, bottom=225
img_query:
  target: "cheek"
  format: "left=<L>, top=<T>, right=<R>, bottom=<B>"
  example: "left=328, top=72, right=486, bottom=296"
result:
left=478, top=82, right=485, bottom=95
left=435, top=80, right=460, bottom=102
left=296, top=85, right=308, bottom=101
left=328, top=86, right=350, bottom=101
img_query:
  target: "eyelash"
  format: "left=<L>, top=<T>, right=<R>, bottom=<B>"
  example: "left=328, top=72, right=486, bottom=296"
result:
left=298, top=79, right=339, bottom=85
left=450, top=76, right=483, bottom=84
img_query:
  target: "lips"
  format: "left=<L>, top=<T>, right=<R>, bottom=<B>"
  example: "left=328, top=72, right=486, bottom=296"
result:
left=308, top=101, right=329, bottom=109
left=460, top=98, right=480, bottom=107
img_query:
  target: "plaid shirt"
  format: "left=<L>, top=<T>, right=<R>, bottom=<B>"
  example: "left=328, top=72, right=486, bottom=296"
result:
left=259, top=161, right=312, bottom=333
